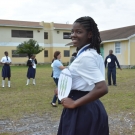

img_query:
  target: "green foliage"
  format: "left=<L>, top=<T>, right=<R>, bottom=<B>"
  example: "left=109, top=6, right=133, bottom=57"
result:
left=16, top=39, right=44, bottom=58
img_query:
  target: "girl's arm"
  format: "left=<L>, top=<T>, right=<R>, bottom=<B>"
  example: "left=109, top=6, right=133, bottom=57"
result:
left=61, top=81, right=108, bottom=108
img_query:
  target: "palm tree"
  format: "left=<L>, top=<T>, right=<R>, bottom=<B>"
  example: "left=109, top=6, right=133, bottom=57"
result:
left=16, top=39, right=44, bottom=58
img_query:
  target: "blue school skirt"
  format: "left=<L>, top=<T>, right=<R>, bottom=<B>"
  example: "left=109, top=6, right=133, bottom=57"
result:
left=2, top=64, right=11, bottom=78
left=27, top=67, right=36, bottom=78
left=57, top=90, right=109, bottom=135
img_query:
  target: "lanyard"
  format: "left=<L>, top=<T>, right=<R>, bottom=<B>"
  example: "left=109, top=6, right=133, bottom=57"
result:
left=76, top=45, right=90, bottom=57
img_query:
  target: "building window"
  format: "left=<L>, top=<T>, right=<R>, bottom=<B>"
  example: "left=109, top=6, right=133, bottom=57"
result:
left=44, top=50, right=48, bottom=57
left=12, top=30, right=33, bottom=38
left=115, top=42, right=121, bottom=54
left=64, top=50, right=70, bottom=57
left=63, top=32, right=71, bottom=39
left=12, top=50, right=27, bottom=57
left=44, top=32, right=48, bottom=39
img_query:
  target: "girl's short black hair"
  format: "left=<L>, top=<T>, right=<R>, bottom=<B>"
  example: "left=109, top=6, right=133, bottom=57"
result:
left=4, top=51, right=8, bottom=55
left=54, top=51, right=61, bottom=59
left=72, top=52, right=77, bottom=57
left=74, top=16, right=101, bottom=54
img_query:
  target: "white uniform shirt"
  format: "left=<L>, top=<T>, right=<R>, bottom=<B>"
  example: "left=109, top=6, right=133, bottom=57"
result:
left=69, top=47, right=105, bottom=92
left=1, top=56, right=11, bottom=63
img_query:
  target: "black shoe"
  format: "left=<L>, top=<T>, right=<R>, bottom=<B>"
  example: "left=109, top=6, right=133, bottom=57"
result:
left=51, top=103, right=57, bottom=107
left=108, top=84, right=111, bottom=86
left=113, top=84, right=117, bottom=86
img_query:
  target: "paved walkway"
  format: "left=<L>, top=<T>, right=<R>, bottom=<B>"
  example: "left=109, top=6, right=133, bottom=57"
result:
left=0, top=112, right=135, bottom=135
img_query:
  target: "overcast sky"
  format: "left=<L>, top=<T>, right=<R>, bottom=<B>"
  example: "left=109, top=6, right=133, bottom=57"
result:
left=0, top=0, right=135, bottom=31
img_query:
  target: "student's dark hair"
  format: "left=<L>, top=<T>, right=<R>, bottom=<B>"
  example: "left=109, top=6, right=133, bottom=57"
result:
left=54, top=51, right=60, bottom=59
left=72, top=52, right=77, bottom=57
left=30, top=54, right=34, bottom=57
left=4, top=51, right=8, bottom=55
left=74, top=16, right=101, bottom=54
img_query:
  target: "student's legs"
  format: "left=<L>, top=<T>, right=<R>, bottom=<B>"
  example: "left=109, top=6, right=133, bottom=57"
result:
left=33, top=78, right=36, bottom=85
left=52, top=95, right=58, bottom=103
left=53, top=78, right=61, bottom=104
left=112, top=68, right=116, bottom=85
left=8, top=77, right=10, bottom=87
left=26, top=78, right=30, bottom=85
left=107, top=68, right=112, bottom=85
left=2, top=77, right=5, bottom=87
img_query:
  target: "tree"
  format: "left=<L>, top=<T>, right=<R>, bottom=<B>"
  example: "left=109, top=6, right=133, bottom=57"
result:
left=16, top=39, right=44, bottom=58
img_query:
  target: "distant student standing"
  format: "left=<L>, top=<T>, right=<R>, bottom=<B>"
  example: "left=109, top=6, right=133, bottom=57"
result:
left=51, top=51, right=65, bottom=107
left=26, top=54, right=37, bottom=85
left=69, top=52, right=77, bottom=65
left=105, top=50, right=122, bottom=86
left=1, top=51, right=12, bottom=87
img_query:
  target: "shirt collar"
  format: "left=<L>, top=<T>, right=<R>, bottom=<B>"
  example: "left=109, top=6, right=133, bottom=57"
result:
left=77, top=44, right=90, bottom=56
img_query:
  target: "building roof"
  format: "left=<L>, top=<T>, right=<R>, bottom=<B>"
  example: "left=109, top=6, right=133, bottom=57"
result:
left=54, top=23, right=72, bottom=30
left=100, top=25, right=135, bottom=42
left=0, top=19, right=43, bottom=28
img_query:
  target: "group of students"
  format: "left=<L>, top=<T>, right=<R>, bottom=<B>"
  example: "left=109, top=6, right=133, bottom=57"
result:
left=1, top=16, right=123, bottom=134
left=0, top=52, right=37, bottom=87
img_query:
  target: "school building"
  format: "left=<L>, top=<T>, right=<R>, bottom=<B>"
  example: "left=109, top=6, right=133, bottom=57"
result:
left=0, top=19, right=72, bottom=64
left=67, top=25, right=135, bottom=67
left=0, top=19, right=135, bottom=67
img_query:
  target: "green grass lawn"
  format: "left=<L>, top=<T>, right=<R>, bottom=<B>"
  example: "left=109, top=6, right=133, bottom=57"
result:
left=0, top=65, right=135, bottom=134
left=0, top=65, right=63, bottom=120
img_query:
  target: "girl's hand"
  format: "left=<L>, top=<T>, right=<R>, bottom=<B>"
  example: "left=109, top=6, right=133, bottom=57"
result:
left=61, top=98, right=76, bottom=109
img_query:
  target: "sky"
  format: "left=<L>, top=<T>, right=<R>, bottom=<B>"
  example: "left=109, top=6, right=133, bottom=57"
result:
left=0, top=0, right=135, bottom=31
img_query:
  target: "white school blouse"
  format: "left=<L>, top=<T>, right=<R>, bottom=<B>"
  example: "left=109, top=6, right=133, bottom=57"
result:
left=1, top=56, right=11, bottom=63
left=69, top=48, right=105, bottom=92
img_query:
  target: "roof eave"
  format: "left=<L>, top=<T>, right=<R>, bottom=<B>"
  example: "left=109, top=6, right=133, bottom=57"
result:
left=101, top=38, right=128, bottom=44
left=127, top=34, right=135, bottom=39
left=0, top=25, right=43, bottom=29
left=53, top=28, right=71, bottom=30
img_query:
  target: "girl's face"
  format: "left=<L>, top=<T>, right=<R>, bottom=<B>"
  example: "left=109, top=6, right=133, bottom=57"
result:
left=71, top=22, right=92, bottom=49
left=31, top=55, right=35, bottom=59
left=57, top=53, right=61, bottom=59
left=5, top=52, right=8, bottom=56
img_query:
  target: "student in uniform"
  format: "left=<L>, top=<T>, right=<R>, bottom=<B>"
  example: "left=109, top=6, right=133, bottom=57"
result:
left=1, top=51, right=12, bottom=88
left=69, top=52, right=77, bottom=65
left=26, top=54, right=37, bottom=85
left=104, top=50, right=122, bottom=86
left=57, top=16, right=109, bottom=135
left=51, top=51, right=65, bottom=107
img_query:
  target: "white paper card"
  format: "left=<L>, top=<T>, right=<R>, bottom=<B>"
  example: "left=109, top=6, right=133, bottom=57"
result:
left=58, top=68, right=72, bottom=101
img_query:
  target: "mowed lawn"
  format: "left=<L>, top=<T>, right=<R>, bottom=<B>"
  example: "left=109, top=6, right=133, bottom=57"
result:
left=0, top=65, right=135, bottom=134
left=0, top=65, right=63, bottom=120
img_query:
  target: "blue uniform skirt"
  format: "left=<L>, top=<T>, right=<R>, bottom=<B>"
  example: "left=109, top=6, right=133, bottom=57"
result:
left=27, top=67, right=36, bottom=78
left=2, top=64, right=11, bottom=78
left=57, top=90, right=109, bottom=135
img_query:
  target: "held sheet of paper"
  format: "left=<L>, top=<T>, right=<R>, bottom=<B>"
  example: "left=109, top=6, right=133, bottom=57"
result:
left=58, top=68, right=72, bottom=101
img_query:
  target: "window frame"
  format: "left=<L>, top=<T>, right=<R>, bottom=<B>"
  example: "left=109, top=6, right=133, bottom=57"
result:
left=44, top=32, right=48, bottom=39
left=63, top=32, right=71, bottom=39
left=64, top=50, right=70, bottom=57
left=44, top=50, right=48, bottom=57
left=12, top=50, right=27, bottom=57
left=115, top=42, right=121, bottom=54
left=11, top=30, right=33, bottom=38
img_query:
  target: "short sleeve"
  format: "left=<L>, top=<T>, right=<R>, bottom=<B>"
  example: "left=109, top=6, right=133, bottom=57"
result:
left=76, top=55, right=105, bottom=85
left=55, top=60, right=63, bottom=68
left=1, top=57, right=4, bottom=63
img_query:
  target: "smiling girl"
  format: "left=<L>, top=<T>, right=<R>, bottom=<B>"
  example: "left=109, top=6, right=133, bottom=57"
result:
left=57, top=16, right=109, bottom=135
